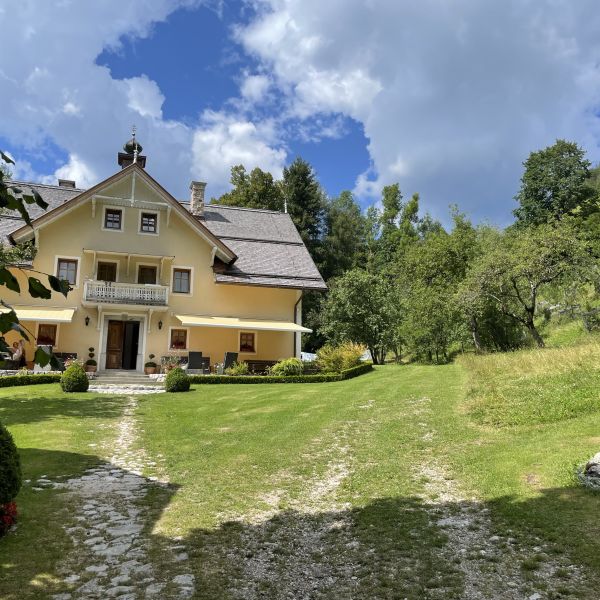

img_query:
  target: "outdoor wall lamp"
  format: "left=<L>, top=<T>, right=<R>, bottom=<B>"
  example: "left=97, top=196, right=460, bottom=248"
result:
left=158, top=320, right=163, bottom=330
left=85, top=316, right=90, bottom=327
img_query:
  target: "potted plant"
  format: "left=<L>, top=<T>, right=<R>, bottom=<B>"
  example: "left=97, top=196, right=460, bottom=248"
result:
left=144, top=353, right=157, bottom=375
left=85, top=348, right=97, bottom=373
left=161, top=353, right=181, bottom=373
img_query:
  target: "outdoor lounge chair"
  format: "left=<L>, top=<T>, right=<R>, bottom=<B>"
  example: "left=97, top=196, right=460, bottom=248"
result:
left=223, top=352, right=238, bottom=371
left=186, top=351, right=206, bottom=375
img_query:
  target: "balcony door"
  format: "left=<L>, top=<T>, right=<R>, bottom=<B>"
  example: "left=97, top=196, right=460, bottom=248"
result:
left=97, top=261, right=117, bottom=282
left=138, top=265, right=157, bottom=285
left=106, top=320, right=140, bottom=369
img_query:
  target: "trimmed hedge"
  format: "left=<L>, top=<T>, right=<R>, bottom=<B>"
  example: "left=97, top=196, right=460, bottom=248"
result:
left=189, top=362, right=373, bottom=384
left=0, top=374, right=61, bottom=388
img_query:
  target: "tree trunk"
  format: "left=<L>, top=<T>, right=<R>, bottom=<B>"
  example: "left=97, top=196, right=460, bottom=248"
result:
left=470, top=316, right=483, bottom=352
left=527, top=321, right=545, bottom=348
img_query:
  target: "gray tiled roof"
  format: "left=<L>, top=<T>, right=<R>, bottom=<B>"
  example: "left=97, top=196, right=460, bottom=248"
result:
left=0, top=181, right=83, bottom=243
left=1, top=181, right=327, bottom=291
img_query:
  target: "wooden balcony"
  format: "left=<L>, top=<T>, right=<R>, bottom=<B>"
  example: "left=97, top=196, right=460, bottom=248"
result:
left=83, top=280, right=169, bottom=307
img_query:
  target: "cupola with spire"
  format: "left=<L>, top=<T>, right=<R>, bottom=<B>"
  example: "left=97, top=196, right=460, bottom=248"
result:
left=117, top=126, right=147, bottom=169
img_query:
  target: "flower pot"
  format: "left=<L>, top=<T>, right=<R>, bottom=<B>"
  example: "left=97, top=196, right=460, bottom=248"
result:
left=144, top=366, right=157, bottom=375
left=85, top=364, right=97, bottom=373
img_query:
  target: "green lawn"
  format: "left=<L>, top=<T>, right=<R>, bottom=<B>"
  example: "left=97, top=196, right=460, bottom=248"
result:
left=1, top=349, right=600, bottom=598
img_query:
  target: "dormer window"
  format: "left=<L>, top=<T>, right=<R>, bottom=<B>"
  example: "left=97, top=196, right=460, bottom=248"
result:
left=140, top=212, right=158, bottom=234
left=104, top=208, right=122, bottom=230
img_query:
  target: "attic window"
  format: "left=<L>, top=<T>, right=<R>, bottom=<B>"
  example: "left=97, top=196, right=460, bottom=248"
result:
left=104, top=208, right=122, bottom=230
left=140, top=212, right=158, bottom=234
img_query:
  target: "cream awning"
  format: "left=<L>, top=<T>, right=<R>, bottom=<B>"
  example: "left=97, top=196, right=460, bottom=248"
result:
left=175, top=314, right=312, bottom=333
left=1, top=306, right=76, bottom=323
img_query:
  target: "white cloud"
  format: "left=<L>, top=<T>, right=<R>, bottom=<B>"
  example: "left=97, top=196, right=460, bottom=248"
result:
left=240, top=74, right=271, bottom=103
left=191, top=110, right=286, bottom=197
left=123, top=75, right=165, bottom=119
left=237, top=0, right=600, bottom=222
left=0, top=0, right=284, bottom=198
left=51, top=154, right=97, bottom=188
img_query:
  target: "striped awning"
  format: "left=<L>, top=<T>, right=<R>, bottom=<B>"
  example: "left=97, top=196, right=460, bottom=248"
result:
left=175, top=314, right=311, bottom=333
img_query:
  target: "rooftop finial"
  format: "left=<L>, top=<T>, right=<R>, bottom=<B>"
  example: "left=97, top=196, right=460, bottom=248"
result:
left=132, top=125, right=138, bottom=163
left=119, top=128, right=146, bottom=169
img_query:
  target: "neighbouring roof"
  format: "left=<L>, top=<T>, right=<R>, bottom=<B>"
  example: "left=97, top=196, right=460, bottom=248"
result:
left=1, top=180, right=327, bottom=291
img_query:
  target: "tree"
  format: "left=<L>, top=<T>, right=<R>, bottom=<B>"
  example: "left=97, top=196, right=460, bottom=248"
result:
left=319, top=269, right=401, bottom=364
left=282, top=158, right=326, bottom=257
left=396, top=213, right=477, bottom=362
left=321, top=191, right=367, bottom=280
left=213, top=165, right=284, bottom=211
left=0, top=152, right=69, bottom=368
left=460, top=221, right=590, bottom=347
left=514, top=139, right=597, bottom=226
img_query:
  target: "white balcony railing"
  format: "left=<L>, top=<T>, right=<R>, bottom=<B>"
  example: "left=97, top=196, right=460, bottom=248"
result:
left=84, top=280, right=169, bottom=306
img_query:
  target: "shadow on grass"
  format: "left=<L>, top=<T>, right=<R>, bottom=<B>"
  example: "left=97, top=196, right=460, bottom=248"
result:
left=0, top=393, right=126, bottom=427
left=2, top=453, right=599, bottom=600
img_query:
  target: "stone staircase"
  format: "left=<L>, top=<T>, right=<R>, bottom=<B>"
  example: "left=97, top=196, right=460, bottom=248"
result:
left=91, top=370, right=164, bottom=393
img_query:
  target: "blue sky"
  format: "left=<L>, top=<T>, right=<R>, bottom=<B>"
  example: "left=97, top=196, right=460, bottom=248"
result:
left=1, top=1, right=600, bottom=225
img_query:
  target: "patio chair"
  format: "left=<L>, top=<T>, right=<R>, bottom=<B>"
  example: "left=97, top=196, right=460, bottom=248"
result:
left=186, top=351, right=204, bottom=375
left=223, top=352, right=238, bottom=371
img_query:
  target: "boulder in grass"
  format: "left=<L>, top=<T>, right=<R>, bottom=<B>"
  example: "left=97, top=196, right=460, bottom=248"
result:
left=584, top=452, right=600, bottom=478
left=578, top=451, right=600, bottom=491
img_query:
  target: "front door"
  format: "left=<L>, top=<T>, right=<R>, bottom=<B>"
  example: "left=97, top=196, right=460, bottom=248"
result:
left=106, top=320, right=124, bottom=369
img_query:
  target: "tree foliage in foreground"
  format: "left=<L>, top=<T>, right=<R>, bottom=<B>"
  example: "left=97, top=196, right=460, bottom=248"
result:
left=0, top=152, right=70, bottom=368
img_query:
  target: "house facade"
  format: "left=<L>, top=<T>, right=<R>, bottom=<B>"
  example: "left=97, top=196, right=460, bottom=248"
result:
left=1, top=139, right=326, bottom=372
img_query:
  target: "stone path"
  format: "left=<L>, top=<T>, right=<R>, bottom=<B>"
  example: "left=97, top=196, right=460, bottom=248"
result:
left=43, top=396, right=193, bottom=599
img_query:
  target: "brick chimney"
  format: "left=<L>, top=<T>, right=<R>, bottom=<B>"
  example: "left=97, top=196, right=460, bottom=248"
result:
left=190, top=181, right=206, bottom=217
left=58, top=179, right=76, bottom=188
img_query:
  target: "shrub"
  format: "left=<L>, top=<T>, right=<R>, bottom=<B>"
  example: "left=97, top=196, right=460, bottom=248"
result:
left=165, top=367, right=190, bottom=392
left=0, top=420, right=21, bottom=504
left=188, top=362, right=373, bottom=384
left=225, top=361, right=250, bottom=376
left=60, top=363, right=89, bottom=393
left=270, top=357, right=304, bottom=376
left=316, top=341, right=365, bottom=373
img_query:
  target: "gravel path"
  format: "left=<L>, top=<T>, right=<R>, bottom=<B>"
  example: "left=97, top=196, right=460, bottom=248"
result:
left=44, top=396, right=193, bottom=599
left=413, top=396, right=590, bottom=600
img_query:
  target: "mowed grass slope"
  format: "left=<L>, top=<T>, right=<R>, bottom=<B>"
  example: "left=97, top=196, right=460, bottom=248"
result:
left=2, top=336, right=600, bottom=597
left=458, top=344, right=600, bottom=572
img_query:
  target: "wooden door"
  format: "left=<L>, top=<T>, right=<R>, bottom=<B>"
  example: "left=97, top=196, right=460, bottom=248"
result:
left=106, top=320, right=124, bottom=369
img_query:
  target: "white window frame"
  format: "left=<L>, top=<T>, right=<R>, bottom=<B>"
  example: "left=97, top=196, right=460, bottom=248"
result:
left=139, top=210, right=159, bottom=236
left=171, top=265, right=194, bottom=296
left=101, top=205, right=125, bottom=233
left=36, top=322, right=60, bottom=349
left=95, top=258, right=120, bottom=282
left=136, top=262, right=159, bottom=285
left=54, top=255, right=80, bottom=289
left=168, top=326, right=189, bottom=352
left=239, top=330, right=257, bottom=355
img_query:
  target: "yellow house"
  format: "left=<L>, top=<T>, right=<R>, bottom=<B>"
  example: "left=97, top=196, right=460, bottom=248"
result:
left=1, top=138, right=326, bottom=373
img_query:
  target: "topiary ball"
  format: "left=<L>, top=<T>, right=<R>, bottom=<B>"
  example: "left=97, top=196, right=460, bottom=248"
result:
left=0, top=420, right=21, bottom=504
left=60, top=364, right=89, bottom=393
left=165, top=367, right=190, bottom=392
